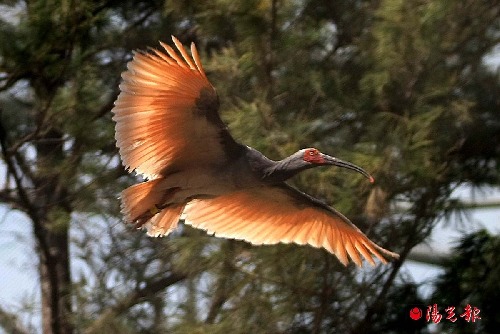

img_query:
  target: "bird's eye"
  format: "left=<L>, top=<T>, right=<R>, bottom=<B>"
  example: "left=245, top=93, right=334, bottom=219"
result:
left=309, top=149, right=319, bottom=156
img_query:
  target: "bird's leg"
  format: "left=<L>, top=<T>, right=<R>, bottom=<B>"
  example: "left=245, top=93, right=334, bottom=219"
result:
left=132, top=187, right=181, bottom=228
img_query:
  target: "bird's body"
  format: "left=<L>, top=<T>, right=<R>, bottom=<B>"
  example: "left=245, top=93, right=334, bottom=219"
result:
left=112, top=36, right=398, bottom=266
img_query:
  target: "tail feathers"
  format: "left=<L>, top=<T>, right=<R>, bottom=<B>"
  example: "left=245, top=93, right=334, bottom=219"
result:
left=144, top=203, right=185, bottom=237
left=120, top=178, right=184, bottom=237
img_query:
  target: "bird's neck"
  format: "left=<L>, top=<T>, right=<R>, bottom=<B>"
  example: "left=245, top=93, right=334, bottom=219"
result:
left=244, top=147, right=313, bottom=184
left=262, top=157, right=312, bottom=183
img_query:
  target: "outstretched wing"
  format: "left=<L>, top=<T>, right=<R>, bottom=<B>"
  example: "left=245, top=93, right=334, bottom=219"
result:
left=182, top=184, right=398, bottom=266
left=112, top=36, right=242, bottom=179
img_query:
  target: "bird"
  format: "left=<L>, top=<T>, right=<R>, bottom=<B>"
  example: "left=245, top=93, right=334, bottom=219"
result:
left=112, top=36, right=398, bottom=267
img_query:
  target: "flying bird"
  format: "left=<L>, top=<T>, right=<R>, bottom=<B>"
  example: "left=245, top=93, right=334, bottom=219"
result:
left=112, top=36, right=398, bottom=266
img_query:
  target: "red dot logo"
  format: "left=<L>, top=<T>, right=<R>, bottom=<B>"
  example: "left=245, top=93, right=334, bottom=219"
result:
left=409, top=307, right=422, bottom=320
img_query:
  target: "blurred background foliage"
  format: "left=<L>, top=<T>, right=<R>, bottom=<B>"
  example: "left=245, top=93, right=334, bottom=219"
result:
left=0, top=0, right=499, bottom=333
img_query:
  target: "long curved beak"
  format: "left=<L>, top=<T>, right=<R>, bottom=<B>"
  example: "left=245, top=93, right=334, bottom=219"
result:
left=321, top=154, right=375, bottom=183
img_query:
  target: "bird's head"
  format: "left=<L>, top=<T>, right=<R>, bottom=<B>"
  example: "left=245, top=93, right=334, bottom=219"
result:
left=300, top=148, right=374, bottom=183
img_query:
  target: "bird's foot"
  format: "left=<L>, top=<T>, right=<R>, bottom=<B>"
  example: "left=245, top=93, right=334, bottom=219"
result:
left=131, top=187, right=181, bottom=228
left=132, top=204, right=164, bottom=228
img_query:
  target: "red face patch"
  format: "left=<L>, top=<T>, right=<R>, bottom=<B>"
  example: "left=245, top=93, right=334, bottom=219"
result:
left=303, top=148, right=325, bottom=164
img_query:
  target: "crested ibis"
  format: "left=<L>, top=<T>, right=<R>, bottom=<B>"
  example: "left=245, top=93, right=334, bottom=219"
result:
left=112, top=36, right=398, bottom=266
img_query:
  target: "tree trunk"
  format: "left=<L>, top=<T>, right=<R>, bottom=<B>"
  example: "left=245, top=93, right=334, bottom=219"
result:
left=34, top=129, right=74, bottom=334
left=36, top=221, right=73, bottom=334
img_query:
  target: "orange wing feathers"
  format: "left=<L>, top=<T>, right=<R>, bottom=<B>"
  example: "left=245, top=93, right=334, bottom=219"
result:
left=183, top=185, right=398, bottom=266
left=112, top=37, right=223, bottom=179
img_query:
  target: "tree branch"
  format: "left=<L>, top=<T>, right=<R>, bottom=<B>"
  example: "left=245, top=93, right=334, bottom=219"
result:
left=0, top=116, right=38, bottom=221
left=0, top=305, right=30, bottom=334
left=84, top=272, right=187, bottom=334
